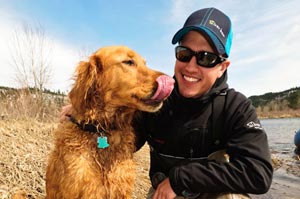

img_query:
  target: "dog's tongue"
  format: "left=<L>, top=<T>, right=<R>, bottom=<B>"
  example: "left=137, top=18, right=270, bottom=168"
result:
left=151, top=75, right=175, bottom=101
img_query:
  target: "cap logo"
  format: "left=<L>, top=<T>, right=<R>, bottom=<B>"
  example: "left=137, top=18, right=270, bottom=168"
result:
left=209, top=20, right=225, bottom=38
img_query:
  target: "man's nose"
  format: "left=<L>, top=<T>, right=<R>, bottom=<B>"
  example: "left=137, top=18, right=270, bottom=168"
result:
left=185, top=55, right=199, bottom=71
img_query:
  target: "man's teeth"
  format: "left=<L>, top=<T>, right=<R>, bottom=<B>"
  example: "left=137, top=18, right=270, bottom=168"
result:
left=183, top=75, right=199, bottom=82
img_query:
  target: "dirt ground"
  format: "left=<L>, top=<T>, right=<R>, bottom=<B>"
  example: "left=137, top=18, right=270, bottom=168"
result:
left=0, top=119, right=299, bottom=199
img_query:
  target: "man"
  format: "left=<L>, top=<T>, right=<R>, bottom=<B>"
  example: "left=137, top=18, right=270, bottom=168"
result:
left=134, top=7, right=273, bottom=199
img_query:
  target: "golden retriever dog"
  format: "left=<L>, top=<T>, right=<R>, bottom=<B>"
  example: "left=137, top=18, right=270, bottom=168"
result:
left=46, top=46, right=174, bottom=199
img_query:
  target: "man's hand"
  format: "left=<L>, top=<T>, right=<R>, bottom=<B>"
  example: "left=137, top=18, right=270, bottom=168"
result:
left=59, top=104, right=72, bottom=123
left=152, top=178, right=176, bottom=199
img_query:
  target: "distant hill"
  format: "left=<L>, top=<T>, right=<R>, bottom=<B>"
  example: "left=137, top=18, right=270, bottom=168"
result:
left=249, top=87, right=300, bottom=108
left=248, top=87, right=300, bottom=118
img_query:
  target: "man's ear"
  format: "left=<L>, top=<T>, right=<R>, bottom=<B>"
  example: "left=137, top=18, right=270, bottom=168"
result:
left=217, top=60, right=230, bottom=78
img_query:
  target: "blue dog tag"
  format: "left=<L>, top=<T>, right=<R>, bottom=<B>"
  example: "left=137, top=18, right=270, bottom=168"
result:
left=97, top=136, right=109, bottom=149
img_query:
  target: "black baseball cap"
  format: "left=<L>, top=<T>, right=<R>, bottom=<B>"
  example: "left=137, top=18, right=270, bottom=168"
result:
left=172, top=7, right=233, bottom=58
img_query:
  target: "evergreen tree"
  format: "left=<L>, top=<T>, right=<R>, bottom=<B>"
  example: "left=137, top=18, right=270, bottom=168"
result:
left=287, top=91, right=300, bottom=109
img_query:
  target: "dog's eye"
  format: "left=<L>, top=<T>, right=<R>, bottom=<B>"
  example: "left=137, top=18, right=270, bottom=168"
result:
left=122, top=60, right=135, bottom=66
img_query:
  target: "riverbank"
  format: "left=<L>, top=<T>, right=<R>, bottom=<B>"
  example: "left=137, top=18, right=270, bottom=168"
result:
left=250, top=154, right=300, bottom=199
left=257, top=109, right=300, bottom=119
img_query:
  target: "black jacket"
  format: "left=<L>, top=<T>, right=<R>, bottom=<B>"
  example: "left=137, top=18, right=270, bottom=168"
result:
left=134, top=73, right=273, bottom=196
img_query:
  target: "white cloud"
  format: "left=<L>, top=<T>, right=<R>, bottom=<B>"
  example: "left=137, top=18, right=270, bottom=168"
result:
left=0, top=10, right=21, bottom=88
left=49, top=41, right=79, bottom=92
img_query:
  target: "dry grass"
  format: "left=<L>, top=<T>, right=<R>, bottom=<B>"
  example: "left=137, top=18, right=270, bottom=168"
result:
left=0, top=119, right=56, bottom=199
left=0, top=88, right=65, bottom=122
left=0, top=119, right=152, bottom=199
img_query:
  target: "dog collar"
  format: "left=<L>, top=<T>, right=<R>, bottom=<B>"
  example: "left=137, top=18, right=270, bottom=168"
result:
left=69, top=116, right=110, bottom=149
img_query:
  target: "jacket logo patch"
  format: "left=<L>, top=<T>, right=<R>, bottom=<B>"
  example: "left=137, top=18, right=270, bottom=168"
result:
left=246, top=121, right=263, bottom=130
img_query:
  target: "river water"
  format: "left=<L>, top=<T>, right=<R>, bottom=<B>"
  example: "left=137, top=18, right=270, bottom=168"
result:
left=261, top=118, right=299, bottom=156
left=252, top=118, right=300, bottom=199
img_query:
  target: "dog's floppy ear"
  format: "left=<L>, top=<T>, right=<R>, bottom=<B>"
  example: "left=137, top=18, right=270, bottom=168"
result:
left=69, top=55, right=102, bottom=115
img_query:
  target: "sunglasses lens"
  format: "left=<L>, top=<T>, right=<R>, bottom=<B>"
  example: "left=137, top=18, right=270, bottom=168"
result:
left=197, top=52, right=218, bottom=67
left=175, top=46, right=192, bottom=62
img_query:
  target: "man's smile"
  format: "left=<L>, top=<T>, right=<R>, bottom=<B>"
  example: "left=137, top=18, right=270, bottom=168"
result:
left=183, top=75, right=200, bottom=82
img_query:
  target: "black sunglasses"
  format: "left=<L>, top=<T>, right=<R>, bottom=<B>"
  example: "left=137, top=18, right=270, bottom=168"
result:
left=175, top=46, right=226, bottom=68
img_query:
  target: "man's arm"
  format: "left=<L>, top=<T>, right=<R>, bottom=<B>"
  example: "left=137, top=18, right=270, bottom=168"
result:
left=169, top=92, right=273, bottom=195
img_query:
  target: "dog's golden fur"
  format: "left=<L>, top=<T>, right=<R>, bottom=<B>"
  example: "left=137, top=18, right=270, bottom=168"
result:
left=46, top=46, right=172, bottom=199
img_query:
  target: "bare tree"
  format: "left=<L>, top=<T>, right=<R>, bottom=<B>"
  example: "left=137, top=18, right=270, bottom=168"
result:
left=9, top=22, right=53, bottom=120
left=10, top=22, right=53, bottom=90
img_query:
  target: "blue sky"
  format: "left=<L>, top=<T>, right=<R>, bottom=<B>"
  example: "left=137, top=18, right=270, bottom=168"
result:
left=0, top=0, right=299, bottom=97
